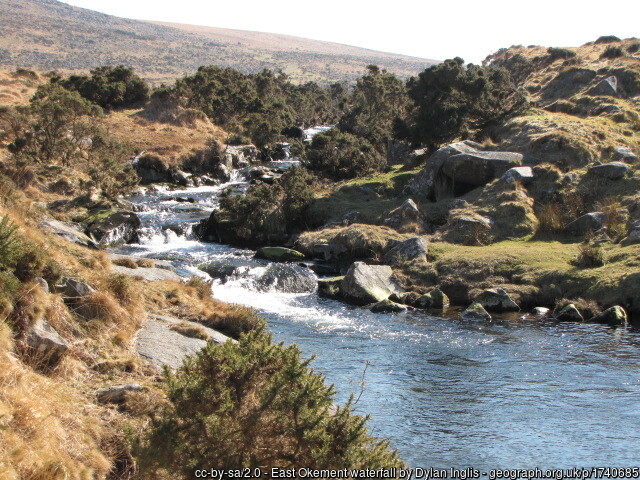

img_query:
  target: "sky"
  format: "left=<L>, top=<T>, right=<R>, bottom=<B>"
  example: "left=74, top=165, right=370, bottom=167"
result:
left=61, top=0, right=639, bottom=64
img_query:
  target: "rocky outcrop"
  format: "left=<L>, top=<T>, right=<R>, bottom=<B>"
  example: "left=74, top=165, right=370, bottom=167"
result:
left=404, top=141, right=523, bottom=201
left=565, top=212, right=606, bottom=236
left=25, top=319, right=69, bottom=366
left=340, top=262, right=402, bottom=305
left=460, top=303, right=492, bottom=321
left=40, top=218, right=97, bottom=248
left=473, top=288, right=520, bottom=312
left=381, top=237, right=428, bottom=266
left=86, top=211, right=141, bottom=247
left=555, top=304, right=584, bottom=322
left=414, top=289, right=449, bottom=309
left=370, top=299, right=407, bottom=313
left=589, top=306, right=627, bottom=326
left=588, top=162, right=629, bottom=180
left=587, top=76, right=618, bottom=97
left=255, top=247, right=306, bottom=262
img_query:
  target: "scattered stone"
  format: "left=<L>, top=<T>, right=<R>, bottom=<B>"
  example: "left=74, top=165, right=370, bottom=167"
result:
left=381, top=237, right=428, bottom=266
left=474, top=288, right=520, bottom=312
left=414, top=289, right=449, bottom=309
left=613, top=146, right=638, bottom=163
left=383, top=199, right=423, bottom=230
left=565, top=212, right=606, bottom=236
left=86, top=211, right=141, bottom=247
left=460, top=303, right=492, bottom=321
left=587, top=76, right=618, bottom=97
left=340, top=262, right=403, bottom=305
left=61, top=277, right=95, bottom=299
left=589, top=306, right=628, bottom=326
left=533, top=307, right=550, bottom=316
left=255, top=247, right=306, bottom=262
left=621, top=220, right=640, bottom=245
left=442, top=214, right=492, bottom=245
left=555, top=304, right=584, bottom=322
left=317, top=276, right=344, bottom=299
left=500, top=167, right=534, bottom=185
left=370, top=299, right=407, bottom=313
left=170, top=170, right=193, bottom=187
left=588, top=162, right=629, bottom=180
left=39, top=218, right=97, bottom=248
left=25, top=319, right=69, bottom=366
left=96, top=384, right=145, bottom=404
left=389, top=291, right=421, bottom=306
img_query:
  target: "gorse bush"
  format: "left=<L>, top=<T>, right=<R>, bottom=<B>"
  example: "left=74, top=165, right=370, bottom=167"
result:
left=139, top=330, right=403, bottom=475
left=305, top=129, right=385, bottom=180
left=59, top=65, right=150, bottom=109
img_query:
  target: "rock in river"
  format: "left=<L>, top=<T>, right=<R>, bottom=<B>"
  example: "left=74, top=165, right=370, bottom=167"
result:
left=473, top=288, right=520, bottom=312
left=340, top=262, right=403, bottom=305
left=86, top=211, right=141, bottom=247
left=460, top=302, right=492, bottom=321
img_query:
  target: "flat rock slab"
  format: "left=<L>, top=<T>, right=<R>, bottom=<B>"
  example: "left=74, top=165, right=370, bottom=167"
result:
left=40, top=218, right=97, bottom=248
left=112, top=265, right=182, bottom=282
left=108, top=253, right=177, bottom=272
left=135, top=315, right=233, bottom=370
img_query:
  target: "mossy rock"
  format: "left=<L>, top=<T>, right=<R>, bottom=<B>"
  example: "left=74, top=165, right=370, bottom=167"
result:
left=589, top=305, right=627, bottom=326
left=317, top=276, right=344, bottom=299
left=460, top=302, right=492, bottom=321
left=414, top=288, right=450, bottom=309
left=370, top=299, right=407, bottom=313
left=255, top=247, right=306, bottom=262
left=474, top=288, right=520, bottom=312
left=389, top=291, right=421, bottom=305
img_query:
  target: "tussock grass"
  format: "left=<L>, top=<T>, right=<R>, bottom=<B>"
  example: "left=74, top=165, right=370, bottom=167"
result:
left=169, top=321, right=210, bottom=341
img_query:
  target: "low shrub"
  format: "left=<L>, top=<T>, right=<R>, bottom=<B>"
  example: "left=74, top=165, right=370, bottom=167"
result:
left=203, top=304, right=266, bottom=339
left=113, top=257, right=138, bottom=269
left=169, top=321, right=210, bottom=341
left=185, top=276, right=213, bottom=300
left=547, top=47, right=577, bottom=61
left=138, top=330, right=403, bottom=474
left=574, top=237, right=605, bottom=268
left=594, top=35, right=621, bottom=44
left=628, top=43, right=640, bottom=54
left=601, top=46, right=626, bottom=59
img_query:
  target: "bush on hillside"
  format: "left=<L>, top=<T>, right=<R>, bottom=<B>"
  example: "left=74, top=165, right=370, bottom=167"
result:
left=547, top=47, right=577, bottom=61
left=60, top=65, right=150, bottom=109
left=305, top=129, right=385, bottom=180
left=139, top=330, right=403, bottom=474
left=601, top=46, right=626, bottom=59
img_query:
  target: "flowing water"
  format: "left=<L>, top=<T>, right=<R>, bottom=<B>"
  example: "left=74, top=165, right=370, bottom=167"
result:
left=116, top=180, right=640, bottom=470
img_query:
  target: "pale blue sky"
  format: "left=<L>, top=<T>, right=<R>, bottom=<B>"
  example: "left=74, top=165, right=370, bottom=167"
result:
left=61, top=0, right=639, bottom=63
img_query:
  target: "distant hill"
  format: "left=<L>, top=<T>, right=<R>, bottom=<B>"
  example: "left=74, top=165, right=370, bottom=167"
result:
left=0, top=0, right=438, bottom=84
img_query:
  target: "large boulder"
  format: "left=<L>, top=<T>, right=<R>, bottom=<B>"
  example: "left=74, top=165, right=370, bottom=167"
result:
left=255, top=247, right=306, bottom=262
left=473, top=288, right=520, bottom=312
left=442, top=213, right=492, bottom=245
left=86, top=211, right=141, bottom=247
left=25, top=319, right=69, bottom=366
left=381, top=237, right=428, bottom=266
left=587, top=76, right=618, bottom=97
left=589, top=306, right=627, bottom=326
left=404, top=141, right=523, bottom=200
left=255, top=264, right=317, bottom=294
left=588, top=162, right=629, bottom=180
left=340, top=262, right=403, bottom=305
left=565, top=212, right=606, bottom=236
left=460, top=303, right=492, bottom=321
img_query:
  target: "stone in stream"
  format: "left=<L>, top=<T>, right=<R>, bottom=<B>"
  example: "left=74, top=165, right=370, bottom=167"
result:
left=340, top=262, right=403, bottom=305
left=370, top=299, right=407, bottom=313
left=414, top=289, right=450, bottom=309
left=589, top=306, right=627, bottom=326
left=473, top=288, right=520, bottom=312
left=255, top=247, right=306, bottom=262
left=317, top=276, right=344, bottom=299
left=460, top=302, right=492, bottom=321
left=86, top=211, right=141, bottom=247
left=555, top=304, right=584, bottom=322
left=255, top=264, right=317, bottom=294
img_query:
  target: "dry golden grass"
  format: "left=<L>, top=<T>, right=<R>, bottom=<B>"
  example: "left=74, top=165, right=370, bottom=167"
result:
left=168, top=321, right=210, bottom=341
left=0, top=324, right=113, bottom=480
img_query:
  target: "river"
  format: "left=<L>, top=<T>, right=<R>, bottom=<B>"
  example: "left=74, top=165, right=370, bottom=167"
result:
left=115, top=180, right=640, bottom=469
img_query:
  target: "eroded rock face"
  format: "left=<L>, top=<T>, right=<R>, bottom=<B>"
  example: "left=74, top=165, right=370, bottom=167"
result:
left=382, top=237, right=428, bottom=266
left=86, top=211, right=141, bottom=247
left=340, top=262, right=402, bottom=305
left=474, top=288, right=520, bottom=312
left=404, top=141, right=523, bottom=200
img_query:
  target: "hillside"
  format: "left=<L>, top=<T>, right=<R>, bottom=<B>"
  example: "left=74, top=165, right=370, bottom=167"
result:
left=0, top=0, right=437, bottom=84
